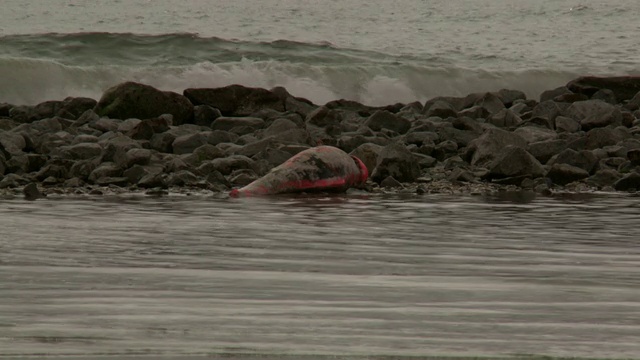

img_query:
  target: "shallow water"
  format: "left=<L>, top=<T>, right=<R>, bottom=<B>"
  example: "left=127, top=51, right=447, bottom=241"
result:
left=1, top=192, right=639, bottom=359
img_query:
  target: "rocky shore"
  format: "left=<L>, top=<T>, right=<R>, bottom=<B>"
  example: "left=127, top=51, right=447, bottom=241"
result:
left=1, top=76, right=640, bottom=199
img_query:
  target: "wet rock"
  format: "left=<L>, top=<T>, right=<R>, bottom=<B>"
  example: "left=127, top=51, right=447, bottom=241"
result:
left=380, top=176, right=403, bottom=188
left=403, top=131, right=439, bottom=146
left=371, top=142, right=421, bottom=183
left=94, top=176, right=129, bottom=187
left=0, top=131, right=26, bottom=156
left=614, top=171, right=640, bottom=191
left=270, top=86, right=317, bottom=118
left=149, top=132, right=176, bottom=154
left=138, top=172, right=168, bottom=189
left=172, top=133, right=209, bottom=155
left=486, top=146, right=545, bottom=180
left=201, top=155, right=256, bottom=175
left=628, top=149, right=640, bottom=165
left=457, top=105, right=489, bottom=119
left=35, top=163, right=69, bottom=182
left=564, top=100, right=622, bottom=131
left=349, top=143, right=382, bottom=175
left=90, top=118, right=121, bottom=133
left=473, top=92, right=505, bottom=115
left=95, top=82, right=193, bottom=125
left=123, top=165, right=160, bottom=184
left=568, top=127, right=623, bottom=151
left=167, top=170, right=200, bottom=187
left=101, top=135, right=141, bottom=162
left=513, top=126, right=558, bottom=144
left=184, top=85, right=284, bottom=116
left=228, top=169, right=259, bottom=186
left=115, top=148, right=152, bottom=168
left=126, top=116, right=171, bottom=140
left=546, top=163, right=590, bottom=185
left=88, top=162, right=122, bottom=183
left=451, top=117, right=484, bottom=133
left=488, top=109, right=522, bottom=128
left=555, top=116, right=581, bottom=133
left=0, top=173, right=28, bottom=188
left=467, top=128, right=527, bottom=166
left=23, top=182, right=45, bottom=201
left=423, top=100, right=457, bottom=118
left=548, top=148, right=599, bottom=174
left=305, top=106, right=342, bottom=128
left=567, top=76, right=640, bottom=101
left=624, top=91, right=640, bottom=111
left=448, top=168, right=476, bottom=182
left=496, top=89, right=526, bottom=107
left=531, top=101, right=562, bottom=128
left=58, top=142, right=103, bottom=160
left=365, top=110, right=411, bottom=134
left=540, top=86, right=572, bottom=102
left=432, top=140, right=458, bottom=161
left=69, top=159, right=99, bottom=180
left=211, top=116, right=265, bottom=132
left=527, top=139, right=567, bottom=163
left=591, top=89, right=617, bottom=104
left=587, top=169, right=622, bottom=188
left=554, top=93, right=589, bottom=103
left=192, top=105, right=222, bottom=127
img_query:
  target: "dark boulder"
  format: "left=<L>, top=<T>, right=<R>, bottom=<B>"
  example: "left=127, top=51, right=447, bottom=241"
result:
left=591, top=89, right=617, bottom=104
left=555, top=116, right=581, bottom=133
left=486, top=146, right=545, bottom=180
left=614, top=171, right=640, bottom=191
left=58, top=142, right=103, bottom=160
left=95, top=82, right=193, bottom=125
left=531, top=100, right=563, bottom=129
left=305, top=106, right=342, bottom=128
left=466, top=128, right=527, bottom=166
left=473, top=92, right=505, bottom=115
left=564, top=100, right=622, bottom=131
left=423, top=100, right=457, bottom=118
left=514, top=126, right=558, bottom=144
left=371, top=142, right=421, bottom=183
left=184, top=85, right=284, bottom=117
left=365, top=110, right=411, bottom=134
left=200, top=155, right=256, bottom=176
left=568, top=127, right=623, bottom=151
left=496, top=89, right=526, bottom=107
left=624, top=91, right=640, bottom=111
left=539, top=86, right=572, bottom=102
left=587, top=169, right=622, bottom=188
left=172, top=133, right=209, bottom=155
left=548, top=148, right=599, bottom=174
left=211, top=116, right=265, bottom=132
left=193, top=105, right=222, bottom=127
left=567, top=76, right=640, bottom=101
left=403, top=131, right=439, bottom=146
left=349, top=143, right=383, bottom=175
left=546, top=163, right=590, bottom=185
left=527, top=139, right=567, bottom=164
left=628, top=148, right=640, bottom=165
left=488, top=109, right=522, bottom=128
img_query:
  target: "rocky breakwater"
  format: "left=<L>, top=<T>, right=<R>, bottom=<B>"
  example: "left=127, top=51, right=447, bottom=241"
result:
left=1, top=76, right=640, bottom=198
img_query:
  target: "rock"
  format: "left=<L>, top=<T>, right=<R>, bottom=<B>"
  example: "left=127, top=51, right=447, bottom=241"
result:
left=305, top=106, right=342, bottom=128
left=149, top=132, right=176, bottom=154
left=531, top=101, right=562, bottom=128
left=403, top=131, right=439, bottom=146
left=432, top=140, right=458, bottom=161
left=263, top=118, right=299, bottom=136
left=466, top=128, right=527, bottom=166
left=138, top=172, right=168, bottom=189
left=452, top=117, right=484, bottom=133
left=90, top=118, right=121, bottom=133
left=591, top=89, right=617, bottom=104
left=540, top=86, right=572, bottom=102
left=565, top=100, right=622, bottom=131
left=448, top=168, right=476, bottom=182
left=527, top=139, right=567, bottom=164
left=184, top=85, right=284, bottom=116
left=514, top=126, right=558, bottom=144
left=211, top=116, right=265, bottom=132
left=628, top=149, right=640, bottom=165
left=365, top=110, right=411, bottom=134
left=58, top=142, right=103, bottom=160
left=126, top=116, right=171, bottom=140
left=614, top=171, right=640, bottom=191
left=486, top=146, right=545, bottom=180
left=371, top=142, right=421, bottom=183
left=624, top=91, right=640, bottom=111
left=554, top=93, right=589, bottom=103
left=568, top=127, right=623, bottom=151
left=115, top=148, right=152, bottom=168
left=0, top=173, right=28, bottom=188
left=270, top=86, right=317, bottom=118
left=0, top=132, right=26, bottom=156
left=100, top=135, right=141, bottom=161
left=567, top=76, right=640, bottom=101
left=228, top=169, right=259, bottom=186
left=423, top=100, right=457, bottom=118
left=380, top=176, right=404, bottom=188
left=35, top=163, right=69, bottom=182
left=69, top=159, right=99, bottom=180
left=201, top=155, right=256, bottom=175
left=548, top=148, right=599, bottom=174
left=193, top=105, right=222, bottom=127
left=95, top=82, right=193, bottom=125
left=349, top=143, right=382, bottom=175
left=172, top=133, right=209, bottom=155
left=474, top=92, right=505, bottom=115
left=205, top=130, right=238, bottom=146
left=437, top=127, right=481, bottom=148
left=546, top=163, right=590, bottom=185
left=488, top=109, right=522, bottom=128
left=457, top=106, right=489, bottom=119
left=23, top=183, right=45, bottom=201
left=497, top=89, right=526, bottom=107
left=555, top=116, right=581, bottom=133
left=123, top=165, right=160, bottom=184
left=167, top=170, right=200, bottom=187
left=414, top=153, right=437, bottom=168
left=88, top=162, right=122, bottom=183
left=587, top=169, right=622, bottom=188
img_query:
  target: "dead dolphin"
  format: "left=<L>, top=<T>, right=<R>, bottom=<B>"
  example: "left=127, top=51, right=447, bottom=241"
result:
left=229, top=145, right=368, bottom=197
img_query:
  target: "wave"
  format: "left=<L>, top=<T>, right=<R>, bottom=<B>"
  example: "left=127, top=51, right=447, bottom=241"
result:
left=0, top=56, right=585, bottom=107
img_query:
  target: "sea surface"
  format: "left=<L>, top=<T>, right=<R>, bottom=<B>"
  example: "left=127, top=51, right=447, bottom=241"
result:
left=0, top=0, right=639, bottom=106
left=1, top=193, right=640, bottom=359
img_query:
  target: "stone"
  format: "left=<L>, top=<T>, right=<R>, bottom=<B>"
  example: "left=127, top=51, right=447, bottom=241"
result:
left=90, top=118, right=121, bottom=133
left=527, top=139, right=567, bottom=164
left=380, top=176, right=404, bottom=188
left=565, top=100, right=622, bottom=130
left=531, top=101, right=562, bottom=128
left=228, top=169, right=259, bottom=186
left=403, top=131, right=439, bottom=146
left=71, top=134, right=100, bottom=145
left=437, top=127, right=481, bottom=148
left=614, top=172, right=640, bottom=191
left=95, top=82, right=193, bottom=125
left=201, top=155, right=256, bottom=175
left=88, top=162, right=122, bottom=183
left=365, top=110, right=411, bottom=134
left=497, top=89, right=526, bottom=107
left=23, top=182, right=44, bottom=201
left=117, top=118, right=142, bottom=133
left=466, top=128, right=527, bottom=166
left=305, top=106, right=342, bottom=128
left=59, top=142, right=103, bottom=160
left=548, top=148, right=599, bottom=174
left=211, top=116, right=265, bottom=132
left=452, top=117, right=484, bottom=133
left=486, top=146, right=545, bottom=180
left=628, top=149, right=640, bottom=165
left=69, top=159, right=99, bottom=180
left=184, top=85, right=284, bottom=116
left=149, top=132, right=176, bottom=154
left=423, top=100, right=457, bottom=118
left=432, top=140, right=458, bottom=161
left=448, top=168, right=476, bottom=182
left=123, top=165, right=160, bottom=184
left=35, top=163, right=69, bottom=182
left=488, top=109, right=522, bottom=128
left=587, top=169, right=622, bottom=188
left=100, top=135, right=141, bottom=161
left=0, top=131, right=26, bottom=156
left=116, top=148, right=152, bottom=168
left=554, top=93, right=589, bottom=103
left=349, top=143, right=383, bottom=175
left=567, top=76, right=640, bottom=101
left=540, top=86, right=572, bottom=102
left=591, top=89, right=617, bottom=104
left=546, top=163, right=590, bottom=185
left=555, top=116, right=581, bottom=133
left=514, top=126, right=558, bottom=144
left=193, top=105, right=222, bottom=127
left=457, top=106, right=489, bottom=119
left=167, top=170, right=200, bottom=187
left=206, top=130, right=238, bottom=146
left=138, top=172, right=168, bottom=189
left=624, top=91, right=640, bottom=111
left=371, top=142, right=421, bottom=183
left=172, top=133, right=209, bottom=155
left=569, top=127, right=623, bottom=151
left=473, top=92, right=505, bottom=115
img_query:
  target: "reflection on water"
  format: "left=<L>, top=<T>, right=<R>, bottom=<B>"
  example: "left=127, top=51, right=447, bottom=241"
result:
left=1, top=192, right=639, bottom=359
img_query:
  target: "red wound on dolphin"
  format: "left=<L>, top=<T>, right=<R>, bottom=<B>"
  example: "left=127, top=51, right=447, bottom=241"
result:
left=229, top=146, right=368, bottom=197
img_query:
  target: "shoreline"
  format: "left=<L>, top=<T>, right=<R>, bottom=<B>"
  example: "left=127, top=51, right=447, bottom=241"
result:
left=1, top=76, right=640, bottom=201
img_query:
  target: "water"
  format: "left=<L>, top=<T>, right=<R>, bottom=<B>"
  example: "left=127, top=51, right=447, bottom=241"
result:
left=1, top=193, right=640, bottom=359
left=0, top=0, right=639, bottom=106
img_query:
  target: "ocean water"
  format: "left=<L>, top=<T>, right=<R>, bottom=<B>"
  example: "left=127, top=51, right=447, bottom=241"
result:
left=1, top=193, right=640, bottom=359
left=0, top=0, right=639, bottom=106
